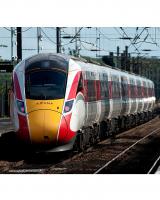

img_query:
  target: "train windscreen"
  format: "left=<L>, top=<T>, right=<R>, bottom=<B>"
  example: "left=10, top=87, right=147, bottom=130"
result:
left=25, top=70, right=67, bottom=100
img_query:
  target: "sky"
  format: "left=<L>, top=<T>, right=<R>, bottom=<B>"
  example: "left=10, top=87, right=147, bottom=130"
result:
left=0, top=27, right=160, bottom=60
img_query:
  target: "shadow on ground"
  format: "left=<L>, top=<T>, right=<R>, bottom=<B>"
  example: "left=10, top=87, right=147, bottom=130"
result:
left=0, top=132, right=71, bottom=165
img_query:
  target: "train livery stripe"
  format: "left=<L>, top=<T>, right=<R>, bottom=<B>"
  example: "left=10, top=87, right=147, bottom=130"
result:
left=58, top=113, right=75, bottom=144
left=57, top=71, right=80, bottom=143
left=67, top=71, right=81, bottom=100
left=17, top=114, right=30, bottom=142
left=14, top=72, right=22, bottom=100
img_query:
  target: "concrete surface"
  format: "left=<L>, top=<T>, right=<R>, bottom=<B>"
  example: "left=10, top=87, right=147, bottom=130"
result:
left=0, top=118, right=14, bottom=136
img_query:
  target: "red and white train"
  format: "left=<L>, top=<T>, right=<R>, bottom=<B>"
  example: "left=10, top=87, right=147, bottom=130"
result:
left=10, top=53, right=156, bottom=151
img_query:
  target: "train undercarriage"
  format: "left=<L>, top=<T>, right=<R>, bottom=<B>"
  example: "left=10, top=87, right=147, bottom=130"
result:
left=75, top=111, right=155, bottom=152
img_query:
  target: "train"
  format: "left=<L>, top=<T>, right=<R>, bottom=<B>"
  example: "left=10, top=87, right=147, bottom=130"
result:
left=10, top=53, right=156, bottom=152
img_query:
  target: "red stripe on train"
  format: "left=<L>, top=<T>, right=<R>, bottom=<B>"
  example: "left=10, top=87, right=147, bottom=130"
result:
left=58, top=114, right=75, bottom=144
left=17, top=114, right=30, bottom=142
left=67, top=72, right=81, bottom=100
left=14, top=72, right=22, bottom=100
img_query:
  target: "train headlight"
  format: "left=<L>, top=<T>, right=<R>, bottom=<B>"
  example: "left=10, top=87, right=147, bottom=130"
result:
left=64, top=100, right=74, bottom=113
left=17, top=100, right=25, bottom=113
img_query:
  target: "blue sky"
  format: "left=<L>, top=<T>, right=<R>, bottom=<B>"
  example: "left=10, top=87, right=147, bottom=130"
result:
left=0, top=27, right=160, bottom=60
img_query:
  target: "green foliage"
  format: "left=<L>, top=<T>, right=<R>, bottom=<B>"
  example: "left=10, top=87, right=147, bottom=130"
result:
left=0, top=73, right=11, bottom=94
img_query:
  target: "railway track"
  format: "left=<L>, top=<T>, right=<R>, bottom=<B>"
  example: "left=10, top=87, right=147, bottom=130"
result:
left=95, top=128, right=160, bottom=174
left=5, top=144, right=95, bottom=174
left=0, top=116, right=160, bottom=174
left=147, top=155, right=160, bottom=174
left=45, top=117, right=160, bottom=174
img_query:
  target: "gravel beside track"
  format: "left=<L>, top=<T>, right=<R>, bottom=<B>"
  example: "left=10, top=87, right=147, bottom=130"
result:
left=45, top=117, right=160, bottom=174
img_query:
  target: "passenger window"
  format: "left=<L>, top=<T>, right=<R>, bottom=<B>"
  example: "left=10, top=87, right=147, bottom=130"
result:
left=77, top=74, right=83, bottom=93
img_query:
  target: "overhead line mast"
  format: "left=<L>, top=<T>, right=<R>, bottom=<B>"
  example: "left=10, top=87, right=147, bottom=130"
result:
left=56, top=27, right=61, bottom=53
left=37, top=27, right=41, bottom=54
left=11, top=27, right=14, bottom=62
left=75, top=27, right=81, bottom=57
left=16, top=27, right=22, bottom=62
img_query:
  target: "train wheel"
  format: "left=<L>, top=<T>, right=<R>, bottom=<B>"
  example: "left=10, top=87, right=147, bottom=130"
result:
left=75, top=131, right=84, bottom=152
left=99, top=121, right=108, bottom=140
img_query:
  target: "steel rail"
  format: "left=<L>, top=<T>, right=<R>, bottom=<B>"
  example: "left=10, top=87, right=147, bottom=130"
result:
left=94, top=128, right=160, bottom=174
left=147, top=155, right=160, bottom=174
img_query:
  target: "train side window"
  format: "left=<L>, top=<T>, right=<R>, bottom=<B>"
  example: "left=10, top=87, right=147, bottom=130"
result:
left=100, top=81, right=104, bottom=100
left=137, top=80, right=141, bottom=98
left=130, top=79, right=135, bottom=98
left=112, top=80, right=119, bottom=99
left=77, top=74, right=83, bottom=93
left=152, top=85, right=155, bottom=96
left=111, top=75, right=117, bottom=99
left=121, top=76, right=128, bottom=99
left=87, top=80, right=96, bottom=102
left=104, top=81, right=109, bottom=98
left=115, top=82, right=117, bottom=98
left=132, top=84, right=135, bottom=98
left=148, top=83, right=151, bottom=97
left=117, top=81, right=121, bottom=98
left=112, top=81, right=115, bottom=98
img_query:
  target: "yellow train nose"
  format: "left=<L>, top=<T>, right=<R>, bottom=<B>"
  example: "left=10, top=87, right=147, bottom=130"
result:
left=28, top=109, right=64, bottom=144
left=26, top=99, right=65, bottom=145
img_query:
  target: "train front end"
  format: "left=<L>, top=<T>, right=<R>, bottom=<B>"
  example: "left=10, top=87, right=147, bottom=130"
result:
left=10, top=54, right=82, bottom=151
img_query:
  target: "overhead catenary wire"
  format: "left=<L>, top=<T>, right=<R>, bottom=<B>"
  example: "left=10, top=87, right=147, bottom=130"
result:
left=41, top=28, right=56, bottom=44
left=3, top=27, right=11, bottom=31
left=128, top=28, right=160, bottom=52
left=3, top=27, right=32, bottom=32
left=69, top=27, right=83, bottom=43
left=132, top=27, right=147, bottom=44
left=119, top=27, right=140, bottom=53
left=113, top=27, right=158, bottom=57
left=80, top=39, right=109, bottom=54
left=133, top=34, right=149, bottom=45
left=146, top=28, right=160, bottom=49
left=97, top=28, right=112, bottom=41
left=1, top=27, right=160, bottom=59
left=113, top=27, right=128, bottom=48
left=22, top=27, right=32, bottom=32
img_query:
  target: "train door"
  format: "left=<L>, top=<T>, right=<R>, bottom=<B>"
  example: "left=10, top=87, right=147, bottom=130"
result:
left=83, top=70, right=89, bottom=126
left=111, top=73, right=121, bottom=118
left=95, top=71, right=102, bottom=123
left=134, top=78, right=138, bottom=114
left=99, top=71, right=109, bottom=121
left=84, top=70, right=97, bottom=125
left=129, top=77, right=136, bottom=114
left=146, top=81, right=150, bottom=111
left=120, top=75, right=129, bottom=116
left=143, top=80, right=148, bottom=111
left=148, top=81, right=153, bottom=111
left=136, top=79, right=143, bottom=113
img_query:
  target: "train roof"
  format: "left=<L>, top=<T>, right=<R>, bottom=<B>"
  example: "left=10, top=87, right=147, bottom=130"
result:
left=14, top=53, right=153, bottom=83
